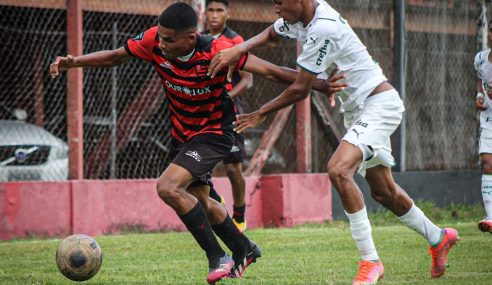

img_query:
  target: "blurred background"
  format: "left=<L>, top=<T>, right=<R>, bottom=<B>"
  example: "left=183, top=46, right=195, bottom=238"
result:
left=0, top=0, right=484, bottom=181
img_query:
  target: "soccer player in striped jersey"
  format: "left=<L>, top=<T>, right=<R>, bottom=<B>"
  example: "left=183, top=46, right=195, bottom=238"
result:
left=50, top=2, right=344, bottom=284
left=474, top=19, right=492, bottom=234
left=208, top=0, right=459, bottom=283
left=203, top=0, right=252, bottom=232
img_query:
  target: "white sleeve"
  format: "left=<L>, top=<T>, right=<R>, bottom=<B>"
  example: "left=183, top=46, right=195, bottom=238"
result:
left=296, top=25, right=338, bottom=74
left=273, top=19, right=297, bottom=39
left=474, top=52, right=482, bottom=72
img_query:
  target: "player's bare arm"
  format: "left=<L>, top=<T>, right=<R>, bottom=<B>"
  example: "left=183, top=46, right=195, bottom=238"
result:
left=50, top=47, right=132, bottom=79
left=234, top=69, right=316, bottom=133
left=209, top=25, right=278, bottom=79
left=243, top=55, right=347, bottom=105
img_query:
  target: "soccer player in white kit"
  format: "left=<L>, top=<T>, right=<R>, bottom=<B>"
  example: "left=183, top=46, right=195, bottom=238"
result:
left=474, top=19, right=492, bottom=234
left=208, top=0, right=460, bottom=284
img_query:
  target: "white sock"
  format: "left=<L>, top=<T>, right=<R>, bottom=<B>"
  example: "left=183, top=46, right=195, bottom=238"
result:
left=345, top=207, right=379, bottom=261
left=481, top=175, right=492, bottom=220
left=399, top=203, right=441, bottom=246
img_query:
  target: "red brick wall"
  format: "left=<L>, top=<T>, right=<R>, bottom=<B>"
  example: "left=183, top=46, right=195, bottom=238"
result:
left=0, top=174, right=331, bottom=240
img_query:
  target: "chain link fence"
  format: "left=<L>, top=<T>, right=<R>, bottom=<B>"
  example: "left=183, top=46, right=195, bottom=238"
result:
left=0, top=0, right=485, bottom=181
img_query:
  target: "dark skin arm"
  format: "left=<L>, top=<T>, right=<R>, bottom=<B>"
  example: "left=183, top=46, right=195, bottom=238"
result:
left=50, top=47, right=132, bottom=78
left=209, top=25, right=278, bottom=80
left=243, top=54, right=346, bottom=107
left=236, top=60, right=321, bottom=133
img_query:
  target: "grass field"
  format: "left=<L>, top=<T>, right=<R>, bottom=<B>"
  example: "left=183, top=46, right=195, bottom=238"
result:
left=1, top=205, right=491, bottom=284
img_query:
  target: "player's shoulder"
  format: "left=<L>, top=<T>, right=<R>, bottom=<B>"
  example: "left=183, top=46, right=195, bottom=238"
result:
left=129, top=26, right=158, bottom=42
left=222, top=27, right=242, bottom=41
left=310, top=2, right=342, bottom=35
left=210, top=36, right=235, bottom=50
left=273, top=19, right=290, bottom=32
left=476, top=49, right=490, bottom=60
left=196, top=34, right=215, bottom=52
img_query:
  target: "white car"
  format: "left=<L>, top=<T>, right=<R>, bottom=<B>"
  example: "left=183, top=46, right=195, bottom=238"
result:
left=0, top=120, right=69, bottom=181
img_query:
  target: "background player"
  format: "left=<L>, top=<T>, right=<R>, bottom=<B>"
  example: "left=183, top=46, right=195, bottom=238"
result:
left=203, top=0, right=252, bottom=232
left=208, top=0, right=460, bottom=284
left=474, top=19, right=492, bottom=234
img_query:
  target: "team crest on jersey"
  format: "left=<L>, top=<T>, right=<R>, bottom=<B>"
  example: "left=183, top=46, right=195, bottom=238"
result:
left=196, top=65, right=208, bottom=76
left=160, top=61, right=173, bottom=70
left=133, top=32, right=145, bottom=41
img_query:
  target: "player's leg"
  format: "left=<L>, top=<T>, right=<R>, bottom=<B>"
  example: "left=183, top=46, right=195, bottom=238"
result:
left=334, top=88, right=406, bottom=284
left=365, top=165, right=460, bottom=278
left=224, top=162, right=247, bottom=231
left=328, top=141, right=383, bottom=285
left=478, top=142, right=492, bottom=233
left=156, top=163, right=232, bottom=284
left=181, top=133, right=259, bottom=278
left=208, top=183, right=224, bottom=205
left=188, top=181, right=260, bottom=278
left=157, top=133, right=239, bottom=284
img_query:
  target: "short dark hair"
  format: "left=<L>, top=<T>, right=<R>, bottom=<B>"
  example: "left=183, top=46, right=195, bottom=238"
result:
left=206, top=0, right=229, bottom=7
left=158, top=2, right=198, bottom=33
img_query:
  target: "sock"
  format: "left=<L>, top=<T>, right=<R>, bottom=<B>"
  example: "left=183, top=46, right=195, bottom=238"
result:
left=212, top=215, right=248, bottom=257
left=179, top=202, right=225, bottom=260
left=209, top=186, right=222, bottom=203
left=481, top=174, right=492, bottom=220
left=345, top=207, right=379, bottom=261
left=398, top=203, right=441, bottom=246
left=232, top=204, right=246, bottom=223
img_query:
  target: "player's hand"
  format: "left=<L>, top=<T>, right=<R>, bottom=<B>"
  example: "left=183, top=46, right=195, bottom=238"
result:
left=476, top=96, right=487, bottom=111
left=50, top=55, right=75, bottom=79
left=325, top=68, right=347, bottom=107
left=234, top=111, right=266, bottom=133
left=208, top=45, right=244, bottom=81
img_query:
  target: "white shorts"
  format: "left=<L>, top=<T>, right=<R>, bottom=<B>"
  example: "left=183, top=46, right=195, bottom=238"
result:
left=479, top=129, right=492, bottom=154
left=342, top=89, right=405, bottom=176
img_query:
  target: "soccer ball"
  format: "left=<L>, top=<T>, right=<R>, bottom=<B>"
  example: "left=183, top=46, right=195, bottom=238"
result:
left=55, top=234, right=103, bottom=281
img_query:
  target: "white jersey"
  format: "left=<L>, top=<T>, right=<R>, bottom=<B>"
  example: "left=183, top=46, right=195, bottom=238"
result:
left=273, top=0, right=387, bottom=112
left=474, top=49, right=492, bottom=131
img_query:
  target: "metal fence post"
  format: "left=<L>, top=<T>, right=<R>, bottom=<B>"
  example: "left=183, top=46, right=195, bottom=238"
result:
left=393, top=0, right=406, bottom=172
left=67, top=0, right=84, bottom=179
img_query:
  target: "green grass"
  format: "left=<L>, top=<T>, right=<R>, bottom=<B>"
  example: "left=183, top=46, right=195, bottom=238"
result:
left=0, top=203, right=491, bottom=284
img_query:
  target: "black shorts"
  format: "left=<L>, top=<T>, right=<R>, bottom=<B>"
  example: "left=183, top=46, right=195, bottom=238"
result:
left=223, top=132, right=245, bottom=164
left=170, top=132, right=234, bottom=187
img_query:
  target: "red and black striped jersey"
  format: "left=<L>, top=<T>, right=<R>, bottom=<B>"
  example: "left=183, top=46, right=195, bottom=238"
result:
left=202, top=27, right=244, bottom=90
left=202, top=27, right=246, bottom=114
left=124, top=26, right=248, bottom=143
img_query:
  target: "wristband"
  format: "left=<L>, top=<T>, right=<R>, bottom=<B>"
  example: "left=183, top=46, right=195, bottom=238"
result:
left=477, top=92, right=485, bottom=99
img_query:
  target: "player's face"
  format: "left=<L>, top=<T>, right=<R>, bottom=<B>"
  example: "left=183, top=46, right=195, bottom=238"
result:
left=272, top=0, right=303, bottom=24
left=205, top=2, right=229, bottom=33
left=157, top=25, right=196, bottom=60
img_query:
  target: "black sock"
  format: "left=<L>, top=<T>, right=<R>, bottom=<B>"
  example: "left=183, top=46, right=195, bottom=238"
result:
left=212, top=215, right=248, bottom=257
left=232, top=204, right=246, bottom=223
left=208, top=186, right=222, bottom=203
left=179, top=203, right=225, bottom=260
